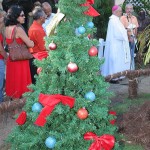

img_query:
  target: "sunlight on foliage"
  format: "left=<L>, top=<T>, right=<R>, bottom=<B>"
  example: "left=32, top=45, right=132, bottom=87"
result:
left=137, top=24, right=150, bottom=65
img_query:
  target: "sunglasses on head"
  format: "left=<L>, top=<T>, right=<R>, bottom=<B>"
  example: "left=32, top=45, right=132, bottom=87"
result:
left=20, top=14, right=25, bottom=17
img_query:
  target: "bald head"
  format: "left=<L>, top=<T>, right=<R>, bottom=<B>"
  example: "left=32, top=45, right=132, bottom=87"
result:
left=42, top=2, right=52, bottom=18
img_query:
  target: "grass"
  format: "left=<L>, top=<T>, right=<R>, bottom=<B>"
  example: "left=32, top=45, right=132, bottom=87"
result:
left=112, top=93, right=150, bottom=114
left=123, top=144, right=144, bottom=150
left=111, top=93, right=150, bottom=150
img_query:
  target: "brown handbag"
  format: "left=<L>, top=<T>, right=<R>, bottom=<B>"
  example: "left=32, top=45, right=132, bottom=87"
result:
left=8, top=26, right=33, bottom=61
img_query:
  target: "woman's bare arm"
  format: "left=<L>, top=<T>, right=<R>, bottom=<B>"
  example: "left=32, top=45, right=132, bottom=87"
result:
left=16, top=27, right=34, bottom=48
left=0, top=43, right=7, bottom=61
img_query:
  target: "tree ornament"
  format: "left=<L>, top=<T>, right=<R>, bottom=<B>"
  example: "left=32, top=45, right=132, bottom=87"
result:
left=37, top=67, right=42, bottom=74
left=45, top=136, right=56, bottom=149
left=78, top=26, right=86, bottom=34
left=84, top=132, right=115, bottom=150
left=87, top=21, right=94, bottom=28
left=49, top=42, right=57, bottom=50
left=75, top=28, right=81, bottom=36
left=32, top=102, right=43, bottom=112
left=34, top=94, right=75, bottom=126
left=16, top=111, right=27, bottom=126
left=77, top=107, right=88, bottom=119
left=80, top=1, right=100, bottom=17
left=109, top=111, right=117, bottom=125
left=84, top=91, right=96, bottom=101
left=87, top=34, right=91, bottom=39
left=88, top=46, right=98, bottom=56
left=109, top=111, right=117, bottom=116
left=67, top=62, right=78, bottom=73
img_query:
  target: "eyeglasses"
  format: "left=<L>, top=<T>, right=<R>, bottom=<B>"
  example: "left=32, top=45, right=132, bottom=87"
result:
left=20, top=14, right=25, bottom=17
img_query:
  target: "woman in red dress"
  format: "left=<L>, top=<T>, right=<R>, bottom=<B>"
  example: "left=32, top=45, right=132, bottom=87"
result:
left=4, top=5, right=34, bottom=101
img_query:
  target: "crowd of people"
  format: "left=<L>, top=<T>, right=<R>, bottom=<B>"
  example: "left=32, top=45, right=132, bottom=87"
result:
left=0, top=1, right=55, bottom=115
left=0, top=2, right=139, bottom=110
left=101, top=3, right=139, bottom=84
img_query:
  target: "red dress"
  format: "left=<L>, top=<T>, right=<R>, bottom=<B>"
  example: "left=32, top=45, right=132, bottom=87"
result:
left=5, top=38, right=32, bottom=99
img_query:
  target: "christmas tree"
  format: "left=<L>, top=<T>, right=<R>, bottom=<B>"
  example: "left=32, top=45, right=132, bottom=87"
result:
left=7, top=0, right=119, bottom=149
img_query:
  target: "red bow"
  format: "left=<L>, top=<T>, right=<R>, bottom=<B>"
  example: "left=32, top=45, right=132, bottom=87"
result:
left=33, top=51, right=48, bottom=61
left=16, top=111, right=27, bottom=125
left=84, top=132, right=115, bottom=150
left=109, top=111, right=117, bottom=116
left=34, top=93, right=75, bottom=126
left=109, top=111, right=117, bottom=125
left=81, top=0, right=94, bottom=6
left=80, top=0, right=100, bottom=17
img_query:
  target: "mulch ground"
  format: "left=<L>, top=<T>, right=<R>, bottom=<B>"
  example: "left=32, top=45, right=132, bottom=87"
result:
left=118, top=101, right=150, bottom=150
left=0, top=96, right=21, bottom=149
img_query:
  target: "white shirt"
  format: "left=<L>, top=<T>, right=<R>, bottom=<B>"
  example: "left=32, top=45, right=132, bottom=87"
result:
left=42, top=13, right=55, bottom=36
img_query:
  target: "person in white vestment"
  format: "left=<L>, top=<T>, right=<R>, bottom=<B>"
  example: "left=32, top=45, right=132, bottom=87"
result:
left=42, top=2, right=55, bottom=36
left=101, top=5, right=131, bottom=84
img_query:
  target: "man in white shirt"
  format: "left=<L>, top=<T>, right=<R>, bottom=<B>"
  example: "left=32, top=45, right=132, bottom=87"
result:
left=101, top=5, right=131, bottom=84
left=120, top=3, right=139, bottom=70
left=42, top=2, right=55, bottom=36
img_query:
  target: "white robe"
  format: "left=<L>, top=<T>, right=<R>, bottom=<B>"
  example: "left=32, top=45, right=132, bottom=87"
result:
left=101, top=15, right=131, bottom=77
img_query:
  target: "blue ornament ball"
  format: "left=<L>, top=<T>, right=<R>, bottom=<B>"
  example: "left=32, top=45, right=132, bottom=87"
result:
left=84, top=91, right=96, bottom=101
left=87, top=21, right=94, bottom=28
left=32, top=102, right=42, bottom=112
left=45, top=136, right=56, bottom=149
left=78, top=26, right=86, bottom=34
left=75, top=28, right=81, bottom=36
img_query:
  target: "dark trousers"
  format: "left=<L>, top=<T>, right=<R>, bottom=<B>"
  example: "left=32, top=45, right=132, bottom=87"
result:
left=29, top=58, right=37, bottom=84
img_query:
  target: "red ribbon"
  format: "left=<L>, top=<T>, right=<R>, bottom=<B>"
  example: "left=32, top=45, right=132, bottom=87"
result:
left=80, top=0, right=94, bottom=6
left=109, top=111, right=117, bottom=125
left=84, top=132, right=115, bottom=150
left=16, top=111, right=27, bottom=126
left=33, top=51, right=48, bottom=61
left=80, top=0, right=100, bottom=17
left=109, top=111, right=117, bottom=116
left=34, top=93, right=75, bottom=126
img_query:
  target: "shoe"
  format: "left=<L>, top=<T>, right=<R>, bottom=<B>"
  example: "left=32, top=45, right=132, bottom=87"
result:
left=109, top=80, right=119, bottom=84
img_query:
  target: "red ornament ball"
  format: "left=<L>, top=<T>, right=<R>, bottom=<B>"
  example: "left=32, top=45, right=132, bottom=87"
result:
left=49, top=42, right=57, bottom=50
left=110, top=120, right=116, bottom=125
left=77, top=108, right=88, bottom=120
left=67, top=62, right=78, bottom=73
left=88, top=46, right=98, bottom=56
left=37, top=67, right=42, bottom=74
left=87, top=34, right=91, bottom=39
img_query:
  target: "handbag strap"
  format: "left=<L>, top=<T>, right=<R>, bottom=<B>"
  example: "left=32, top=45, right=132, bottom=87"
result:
left=11, top=26, right=17, bottom=42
